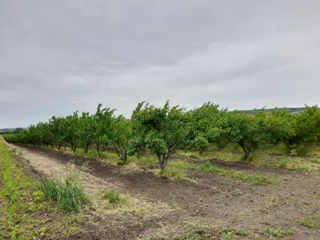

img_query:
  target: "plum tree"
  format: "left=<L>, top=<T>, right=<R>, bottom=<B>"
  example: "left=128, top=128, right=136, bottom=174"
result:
left=131, top=101, right=189, bottom=170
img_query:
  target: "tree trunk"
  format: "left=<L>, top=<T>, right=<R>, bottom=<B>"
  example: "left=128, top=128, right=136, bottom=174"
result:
left=96, top=144, right=102, bottom=158
left=199, top=148, right=204, bottom=155
left=158, top=154, right=170, bottom=171
left=121, top=150, right=128, bottom=164
left=239, top=144, right=250, bottom=161
left=71, top=143, right=77, bottom=153
left=85, top=143, right=89, bottom=153
left=57, top=144, right=62, bottom=151
left=285, top=143, right=295, bottom=155
left=244, top=149, right=250, bottom=160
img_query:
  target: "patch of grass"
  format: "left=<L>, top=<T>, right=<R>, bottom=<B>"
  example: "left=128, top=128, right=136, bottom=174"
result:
left=173, top=228, right=210, bottom=240
left=221, top=231, right=234, bottom=240
left=254, top=155, right=320, bottom=171
left=221, top=228, right=248, bottom=237
left=195, top=161, right=276, bottom=185
left=0, top=138, right=78, bottom=239
left=264, top=227, right=293, bottom=238
left=155, top=168, right=187, bottom=180
left=42, top=179, right=61, bottom=201
left=102, top=189, right=127, bottom=205
left=169, top=158, right=275, bottom=185
left=178, top=145, right=320, bottom=172
left=94, top=189, right=171, bottom=216
left=170, top=159, right=195, bottom=169
left=42, top=171, right=88, bottom=212
left=133, top=155, right=158, bottom=164
left=299, top=214, right=320, bottom=228
left=178, top=150, right=239, bottom=163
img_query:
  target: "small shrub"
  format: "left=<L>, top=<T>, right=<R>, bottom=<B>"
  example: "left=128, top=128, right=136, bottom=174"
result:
left=102, top=189, right=126, bottom=205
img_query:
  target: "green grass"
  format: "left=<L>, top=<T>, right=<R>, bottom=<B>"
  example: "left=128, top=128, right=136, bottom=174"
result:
left=299, top=214, right=320, bottom=228
left=221, top=231, right=235, bottom=240
left=173, top=228, right=210, bottom=240
left=0, top=138, right=78, bottom=239
left=154, top=168, right=188, bottom=180
left=264, top=227, right=293, bottom=238
left=179, top=147, right=320, bottom=172
left=197, top=161, right=276, bottom=185
left=102, top=189, right=127, bottom=205
left=42, top=179, right=61, bottom=201
left=170, top=159, right=276, bottom=185
left=42, top=171, right=88, bottom=212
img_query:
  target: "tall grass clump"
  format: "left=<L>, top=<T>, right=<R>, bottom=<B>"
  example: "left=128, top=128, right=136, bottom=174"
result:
left=42, top=171, right=88, bottom=212
left=102, top=189, right=126, bottom=205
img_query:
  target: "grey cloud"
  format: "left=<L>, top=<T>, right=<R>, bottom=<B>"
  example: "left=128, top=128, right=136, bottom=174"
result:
left=0, top=0, right=320, bottom=127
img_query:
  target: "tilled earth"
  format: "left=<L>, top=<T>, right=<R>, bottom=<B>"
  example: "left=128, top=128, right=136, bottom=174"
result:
left=4, top=141, right=320, bottom=240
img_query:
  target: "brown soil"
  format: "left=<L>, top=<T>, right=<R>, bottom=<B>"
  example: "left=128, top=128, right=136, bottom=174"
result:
left=4, top=142, right=320, bottom=240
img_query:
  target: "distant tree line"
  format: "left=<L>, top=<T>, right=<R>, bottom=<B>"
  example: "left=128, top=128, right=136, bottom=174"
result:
left=0, top=128, right=24, bottom=134
left=3, top=102, right=320, bottom=170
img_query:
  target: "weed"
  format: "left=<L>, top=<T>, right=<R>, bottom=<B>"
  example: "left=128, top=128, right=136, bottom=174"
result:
left=42, top=180, right=62, bottom=201
left=264, top=227, right=293, bottom=238
left=0, top=139, right=77, bottom=239
left=197, top=161, right=276, bottom=185
left=299, top=215, right=320, bottom=228
left=102, top=189, right=126, bottom=205
left=42, top=172, right=88, bottom=212
left=155, top=168, right=187, bottom=180
left=278, top=158, right=288, bottom=168
left=221, top=231, right=234, bottom=240
left=173, top=228, right=210, bottom=240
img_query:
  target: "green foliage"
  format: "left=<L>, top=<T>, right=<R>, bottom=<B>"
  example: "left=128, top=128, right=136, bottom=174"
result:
left=193, top=136, right=209, bottom=155
left=299, top=214, right=320, bottom=228
left=264, top=227, right=293, bottom=238
left=268, top=106, right=320, bottom=155
left=42, top=172, right=88, bottom=212
left=225, top=111, right=270, bottom=160
left=197, top=161, right=275, bottom=185
left=42, top=180, right=61, bottom=201
left=131, top=101, right=190, bottom=170
left=109, top=115, right=132, bottom=165
left=4, top=102, right=320, bottom=169
left=187, top=102, right=227, bottom=153
left=173, top=228, right=210, bottom=240
left=0, top=138, right=74, bottom=239
left=102, top=189, right=126, bottom=205
left=155, top=168, right=187, bottom=180
left=221, top=231, right=234, bottom=240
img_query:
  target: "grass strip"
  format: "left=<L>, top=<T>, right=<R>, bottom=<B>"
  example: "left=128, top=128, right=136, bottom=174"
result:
left=0, top=138, right=77, bottom=239
left=171, top=160, right=276, bottom=185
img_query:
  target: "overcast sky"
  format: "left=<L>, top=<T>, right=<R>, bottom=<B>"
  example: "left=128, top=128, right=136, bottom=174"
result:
left=1, top=0, right=320, bottom=128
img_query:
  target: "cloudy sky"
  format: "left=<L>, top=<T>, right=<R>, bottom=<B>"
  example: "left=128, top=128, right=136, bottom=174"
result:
left=1, top=0, right=320, bottom=128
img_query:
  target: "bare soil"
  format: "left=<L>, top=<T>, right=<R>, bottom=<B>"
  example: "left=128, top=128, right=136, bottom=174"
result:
left=4, top=141, right=320, bottom=240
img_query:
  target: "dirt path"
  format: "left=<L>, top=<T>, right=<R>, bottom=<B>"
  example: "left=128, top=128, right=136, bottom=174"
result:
left=4, top=141, right=119, bottom=194
left=4, top=140, right=320, bottom=239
